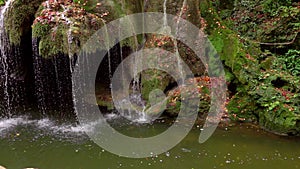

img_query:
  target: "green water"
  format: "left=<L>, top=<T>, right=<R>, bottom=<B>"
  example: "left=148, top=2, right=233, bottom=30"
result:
left=0, top=118, right=299, bottom=169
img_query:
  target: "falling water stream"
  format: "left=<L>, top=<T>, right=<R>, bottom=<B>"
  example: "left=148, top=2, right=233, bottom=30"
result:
left=0, top=0, right=13, bottom=117
left=174, top=0, right=187, bottom=81
left=111, top=1, right=148, bottom=123
left=161, top=0, right=186, bottom=81
left=163, top=0, right=168, bottom=29
left=97, top=18, right=113, bottom=83
left=116, top=0, right=189, bottom=123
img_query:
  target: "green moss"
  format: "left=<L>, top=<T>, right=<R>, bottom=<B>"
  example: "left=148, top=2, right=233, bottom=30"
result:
left=98, top=0, right=146, bottom=50
left=0, top=0, right=5, bottom=6
left=211, top=29, right=241, bottom=67
left=32, top=1, right=106, bottom=58
left=32, top=22, right=105, bottom=58
left=260, top=56, right=275, bottom=70
left=32, top=22, right=51, bottom=38
left=73, top=0, right=99, bottom=13
left=209, top=28, right=260, bottom=84
left=227, top=92, right=259, bottom=122
left=96, top=100, right=114, bottom=110
left=4, top=0, right=44, bottom=45
left=199, top=0, right=210, bottom=15
left=141, top=69, right=170, bottom=101
left=232, top=0, right=299, bottom=45
left=250, top=69, right=300, bottom=135
left=224, top=69, right=235, bottom=82
left=204, top=1, right=300, bottom=135
left=32, top=22, right=74, bottom=58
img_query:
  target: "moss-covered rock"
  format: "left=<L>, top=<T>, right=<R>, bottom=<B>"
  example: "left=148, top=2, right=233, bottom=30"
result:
left=141, top=69, right=170, bottom=101
left=4, top=0, right=44, bottom=45
left=32, top=0, right=107, bottom=58
left=202, top=0, right=300, bottom=135
left=260, top=56, right=276, bottom=70
left=232, top=0, right=300, bottom=46
left=165, top=77, right=211, bottom=118
left=226, top=92, right=259, bottom=122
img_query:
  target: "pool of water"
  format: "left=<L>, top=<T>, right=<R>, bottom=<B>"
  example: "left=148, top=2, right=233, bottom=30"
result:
left=0, top=116, right=299, bottom=169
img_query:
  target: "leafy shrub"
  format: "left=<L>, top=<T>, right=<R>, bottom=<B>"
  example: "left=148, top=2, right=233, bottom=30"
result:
left=232, top=0, right=299, bottom=43
left=278, top=50, right=300, bottom=76
left=263, top=0, right=292, bottom=15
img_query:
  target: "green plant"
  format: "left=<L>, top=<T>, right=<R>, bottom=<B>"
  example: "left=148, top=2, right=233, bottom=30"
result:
left=263, top=0, right=292, bottom=15
left=0, top=0, right=5, bottom=6
left=3, top=0, right=44, bottom=45
left=278, top=50, right=300, bottom=76
left=32, top=0, right=105, bottom=58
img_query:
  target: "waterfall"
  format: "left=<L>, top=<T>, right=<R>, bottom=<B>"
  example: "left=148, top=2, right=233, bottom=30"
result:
left=132, top=31, right=141, bottom=92
left=0, top=0, right=35, bottom=118
left=160, top=0, right=186, bottom=81
left=102, top=20, right=113, bottom=83
left=130, top=1, right=147, bottom=122
left=32, top=39, right=47, bottom=115
left=159, top=0, right=171, bottom=34
left=32, top=38, right=75, bottom=120
left=118, top=20, right=126, bottom=96
left=163, top=0, right=168, bottom=28
left=112, top=2, right=147, bottom=123
left=174, top=0, right=187, bottom=82
left=0, top=0, right=13, bottom=117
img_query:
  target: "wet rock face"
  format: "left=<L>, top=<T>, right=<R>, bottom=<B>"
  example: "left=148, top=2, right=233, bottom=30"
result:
left=32, top=38, right=75, bottom=119
left=165, top=77, right=211, bottom=118
left=32, top=0, right=107, bottom=58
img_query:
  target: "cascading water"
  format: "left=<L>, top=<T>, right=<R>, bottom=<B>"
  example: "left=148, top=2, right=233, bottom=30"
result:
left=159, top=0, right=171, bottom=34
left=128, top=3, right=148, bottom=123
left=120, top=0, right=186, bottom=123
left=108, top=1, right=148, bottom=123
left=32, top=38, right=75, bottom=119
left=0, top=0, right=184, bottom=122
left=32, top=39, right=47, bottom=114
left=0, top=0, right=35, bottom=118
left=0, top=0, right=16, bottom=117
left=160, top=0, right=187, bottom=80
left=174, top=0, right=187, bottom=82
left=102, top=20, right=113, bottom=82
left=0, top=1, right=12, bottom=116
left=113, top=0, right=188, bottom=123
left=131, top=33, right=141, bottom=92
left=163, top=0, right=168, bottom=29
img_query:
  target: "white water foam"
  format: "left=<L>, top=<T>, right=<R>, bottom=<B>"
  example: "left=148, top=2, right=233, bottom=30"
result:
left=0, top=116, right=103, bottom=136
left=0, top=117, right=25, bottom=132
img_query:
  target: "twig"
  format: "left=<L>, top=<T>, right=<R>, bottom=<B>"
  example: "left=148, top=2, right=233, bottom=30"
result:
left=255, top=31, right=299, bottom=46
